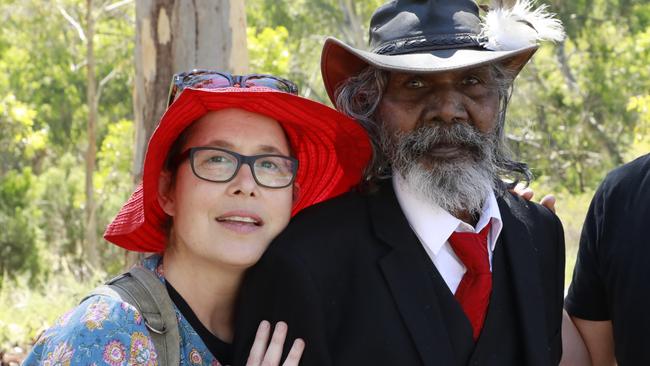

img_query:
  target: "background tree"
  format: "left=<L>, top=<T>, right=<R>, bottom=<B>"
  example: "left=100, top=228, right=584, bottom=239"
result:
left=133, top=0, right=249, bottom=183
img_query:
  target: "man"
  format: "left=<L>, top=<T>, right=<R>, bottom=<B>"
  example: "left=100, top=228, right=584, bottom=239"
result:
left=234, top=1, right=566, bottom=365
left=565, top=153, right=650, bottom=366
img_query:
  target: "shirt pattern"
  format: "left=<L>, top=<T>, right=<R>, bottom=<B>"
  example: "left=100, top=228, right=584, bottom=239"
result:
left=23, top=255, right=224, bottom=366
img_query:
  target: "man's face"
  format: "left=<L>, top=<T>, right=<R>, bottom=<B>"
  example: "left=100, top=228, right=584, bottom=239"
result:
left=376, top=65, right=503, bottom=218
left=378, top=66, right=500, bottom=136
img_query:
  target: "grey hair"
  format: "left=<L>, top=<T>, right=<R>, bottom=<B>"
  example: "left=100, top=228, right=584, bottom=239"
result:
left=335, top=64, right=533, bottom=190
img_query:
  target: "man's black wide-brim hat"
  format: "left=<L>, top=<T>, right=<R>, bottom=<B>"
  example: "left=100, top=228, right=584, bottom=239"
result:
left=322, top=0, right=563, bottom=104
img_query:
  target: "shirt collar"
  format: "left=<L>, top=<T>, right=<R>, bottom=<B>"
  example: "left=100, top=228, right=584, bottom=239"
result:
left=392, top=174, right=503, bottom=256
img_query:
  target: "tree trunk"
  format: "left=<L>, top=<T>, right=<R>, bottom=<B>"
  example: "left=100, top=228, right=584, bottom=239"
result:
left=85, top=0, right=99, bottom=269
left=133, top=0, right=249, bottom=183
left=129, top=0, right=248, bottom=266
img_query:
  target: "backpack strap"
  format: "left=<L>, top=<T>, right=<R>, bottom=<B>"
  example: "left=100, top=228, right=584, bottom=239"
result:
left=83, top=266, right=180, bottom=366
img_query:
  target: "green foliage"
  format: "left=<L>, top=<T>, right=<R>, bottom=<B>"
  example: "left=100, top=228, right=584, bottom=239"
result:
left=33, top=153, right=85, bottom=263
left=248, top=26, right=291, bottom=76
left=0, top=266, right=103, bottom=350
left=0, top=0, right=134, bottom=151
left=0, top=169, right=41, bottom=284
left=96, top=119, right=135, bottom=275
left=0, top=0, right=135, bottom=282
left=247, top=0, right=384, bottom=103
left=508, top=0, right=650, bottom=194
left=0, top=94, right=45, bottom=174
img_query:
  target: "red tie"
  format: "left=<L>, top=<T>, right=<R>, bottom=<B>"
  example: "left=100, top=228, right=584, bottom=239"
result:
left=448, top=222, right=492, bottom=341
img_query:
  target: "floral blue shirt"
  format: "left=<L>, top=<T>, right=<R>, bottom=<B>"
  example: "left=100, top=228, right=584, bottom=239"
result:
left=24, top=255, right=225, bottom=366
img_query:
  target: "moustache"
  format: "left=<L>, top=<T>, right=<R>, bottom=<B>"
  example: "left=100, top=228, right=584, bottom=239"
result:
left=396, top=122, right=493, bottom=161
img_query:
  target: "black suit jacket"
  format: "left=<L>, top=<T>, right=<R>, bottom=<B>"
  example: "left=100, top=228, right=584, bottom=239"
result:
left=233, top=182, right=565, bottom=366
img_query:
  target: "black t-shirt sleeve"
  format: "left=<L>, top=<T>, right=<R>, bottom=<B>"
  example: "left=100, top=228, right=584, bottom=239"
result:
left=565, top=182, right=610, bottom=321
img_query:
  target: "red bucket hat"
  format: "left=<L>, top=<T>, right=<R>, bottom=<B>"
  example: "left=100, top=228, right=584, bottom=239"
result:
left=104, top=86, right=372, bottom=252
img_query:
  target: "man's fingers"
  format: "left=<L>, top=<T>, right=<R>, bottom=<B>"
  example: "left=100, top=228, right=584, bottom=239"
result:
left=540, top=194, right=556, bottom=213
left=282, top=339, right=305, bottom=366
left=246, top=320, right=271, bottom=366
left=261, top=321, right=289, bottom=366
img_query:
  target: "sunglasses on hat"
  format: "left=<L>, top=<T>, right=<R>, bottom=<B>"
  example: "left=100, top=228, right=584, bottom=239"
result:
left=167, top=70, right=299, bottom=107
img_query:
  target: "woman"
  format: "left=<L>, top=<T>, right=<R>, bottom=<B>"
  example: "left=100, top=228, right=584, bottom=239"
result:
left=23, top=71, right=372, bottom=366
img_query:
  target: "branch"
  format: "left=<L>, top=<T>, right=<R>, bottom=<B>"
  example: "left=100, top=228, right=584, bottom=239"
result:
left=94, top=68, right=119, bottom=106
left=72, top=60, right=88, bottom=72
left=58, top=5, right=86, bottom=42
left=554, top=40, right=580, bottom=96
left=506, top=133, right=542, bottom=149
left=104, top=0, right=133, bottom=13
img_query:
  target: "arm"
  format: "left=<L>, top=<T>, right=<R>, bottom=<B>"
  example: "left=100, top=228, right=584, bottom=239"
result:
left=571, top=317, right=616, bottom=366
left=565, top=183, right=615, bottom=365
left=233, top=246, right=331, bottom=366
left=560, top=309, right=592, bottom=366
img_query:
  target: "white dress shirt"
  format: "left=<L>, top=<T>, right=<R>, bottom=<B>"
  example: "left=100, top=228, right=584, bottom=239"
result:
left=392, top=174, right=503, bottom=294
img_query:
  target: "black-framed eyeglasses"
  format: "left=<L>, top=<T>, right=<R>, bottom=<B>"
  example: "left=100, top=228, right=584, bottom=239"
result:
left=167, top=70, right=299, bottom=107
left=177, top=147, right=298, bottom=189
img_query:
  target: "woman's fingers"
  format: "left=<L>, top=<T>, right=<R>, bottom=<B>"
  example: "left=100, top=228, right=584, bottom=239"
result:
left=540, top=194, right=556, bottom=213
left=246, top=320, right=272, bottom=366
left=511, top=183, right=557, bottom=213
left=246, top=321, right=304, bottom=366
left=282, top=338, right=305, bottom=366
left=261, top=321, right=289, bottom=366
left=512, top=183, right=534, bottom=201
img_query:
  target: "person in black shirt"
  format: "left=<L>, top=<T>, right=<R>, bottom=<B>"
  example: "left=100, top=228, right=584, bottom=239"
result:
left=565, top=153, right=650, bottom=365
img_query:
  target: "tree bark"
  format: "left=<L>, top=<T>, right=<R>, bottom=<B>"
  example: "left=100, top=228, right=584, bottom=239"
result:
left=133, top=0, right=249, bottom=183
left=85, top=0, right=99, bottom=269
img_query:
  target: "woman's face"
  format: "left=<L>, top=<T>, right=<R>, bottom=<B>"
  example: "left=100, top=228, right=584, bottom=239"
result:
left=160, top=108, right=294, bottom=269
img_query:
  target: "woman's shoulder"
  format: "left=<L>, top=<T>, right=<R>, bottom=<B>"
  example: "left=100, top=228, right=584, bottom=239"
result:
left=24, top=294, right=158, bottom=365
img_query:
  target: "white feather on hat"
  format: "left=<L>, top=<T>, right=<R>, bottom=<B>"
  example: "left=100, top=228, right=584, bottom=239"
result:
left=480, top=0, right=566, bottom=51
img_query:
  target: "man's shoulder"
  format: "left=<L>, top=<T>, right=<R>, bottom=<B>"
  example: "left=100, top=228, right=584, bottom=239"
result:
left=265, top=188, right=380, bottom=263
left=500, top=190, right=560, bottom=228
left=289, top=188, right=372, bottom=231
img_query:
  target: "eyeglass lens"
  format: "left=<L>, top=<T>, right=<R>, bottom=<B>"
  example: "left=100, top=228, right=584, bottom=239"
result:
left=186, top=74, right=232, bottom=89
left=191, top=148, right=295, bottom=188
left=243, top=75, right=293, bottom=93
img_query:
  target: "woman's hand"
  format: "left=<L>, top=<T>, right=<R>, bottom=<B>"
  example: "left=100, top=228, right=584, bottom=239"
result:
left=511, top=183, right=556, bottom=213
left=246, top=320, right=305, bottom=366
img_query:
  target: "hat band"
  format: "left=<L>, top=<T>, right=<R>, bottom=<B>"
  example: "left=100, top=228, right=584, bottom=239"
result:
left=372, top=33, right=487, bottom=55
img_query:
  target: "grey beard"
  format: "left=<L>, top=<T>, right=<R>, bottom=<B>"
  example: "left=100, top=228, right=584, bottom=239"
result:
left=381, top=122, right=498, bottom=217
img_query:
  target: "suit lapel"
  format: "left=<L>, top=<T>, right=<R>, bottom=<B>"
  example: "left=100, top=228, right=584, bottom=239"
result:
left=368, top=182, right=457, bottom=366
left=498, top=194, right=550, bottom=366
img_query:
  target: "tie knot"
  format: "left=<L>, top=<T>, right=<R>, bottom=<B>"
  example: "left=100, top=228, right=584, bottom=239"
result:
left=448, top=221, right=492, bottom=274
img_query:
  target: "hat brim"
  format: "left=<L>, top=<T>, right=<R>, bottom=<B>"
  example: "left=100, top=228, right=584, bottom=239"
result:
left=321, top=37, right=538, bottom=104
left=104, top=87, right=371, bottom=253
